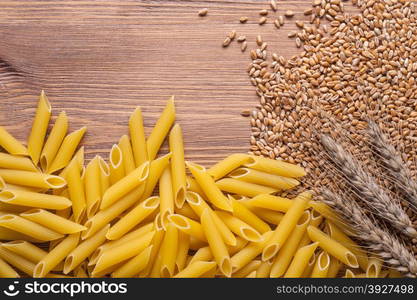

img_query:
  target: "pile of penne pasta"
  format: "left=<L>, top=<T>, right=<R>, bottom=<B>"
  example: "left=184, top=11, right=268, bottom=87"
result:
left=0, top=92, right=396, bottom=278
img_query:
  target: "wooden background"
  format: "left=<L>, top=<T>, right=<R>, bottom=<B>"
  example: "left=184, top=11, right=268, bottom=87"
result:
left=0, top=0, right=346, bottom=166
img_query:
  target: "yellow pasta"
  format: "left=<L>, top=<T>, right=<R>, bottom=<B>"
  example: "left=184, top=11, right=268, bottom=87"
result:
left=216, top=178, right=277, bottom=198
left=310, top=251, right=330, bottom=278
left=366, top=257, right=383, bottom=278
left=246, top=194, right=292, bottom=212
left=129, top=107, right=148, bottom=167
left=175, top=202, right=199, bottom=220
left=185, top=191, right=236, bottom=246
left=175, top=231, right=190, bottom=272
left=344, top=269, right=356, bottom=278
left=307, top=226, right=358, bottom=268
left=84, top=156, right=102, bottom=217
left=0, top=126, right=28, bottom=156
left=308, top=200, right=353, bottom=235
left=229, top=195, right=270, bottom=234
left=0, top=214, right=63, bottom=241
left=297, top=209, right=323, bottom=248
left=270, top=211, right=311, bottom=278
left=159, top=166, right=174, bottom=227
left=168, top=214, right=207, bottom=242
left=107, top=196, right=159, bottom=240
left=40, top=111, right=68, bottom=172
left=0, top=256, right=19, bottom=278
left=112, top=245, right=153, bottom=278
left=27, top=90, right=52, bottom=165
left=20, top=209, right=86, bottom=234
left=169, top=124, right=187, bottom=208
left=284, top=242, right=319, bottom=278
left=201, top=209, right=232, bottom=277
left=174, top=261, right=216, bottom=278
left=109, top=144, right=125, bottom=185
left=263, top=192, right=311, bottom=261
left=93, top=230, right=154, bottom=275
left=33, top=233, right=80, bottom=277
left=0, top=245, right=35, bottom=276
left=48, top=126, right=86, bottom=173
left=0, top=189, right=71, bottom=210
left=256, top=261, right=272, bottom=278
left=186, top=176, right=206, bottom=197
left=139, top=229, right=165, bottom=277
left=327, top=256, right=342, bottom=278
left=214, top=211, right=262, bottom=243
left=0, top=169, right=66, bottom=189
left=101, top=161, right=149, bottom=209
left=141, top=153, right=172, bottom=200
left=1, top=240, right=47, bottom=263
left=244, top=155, right=306, bottom=178
left=58, top=146, right=84, bottom=181
left=244, top=206, right=284, bottom=225
left=207, top=153, right=252, bottom=181
left=231, top=231, right=273, bottom=272
left=186, top=162, right=232, bottom=212
left=0, top=152, right=37, bottom=172
left=160, top=223, right=179, bottom=277
left=233, top=260, right=261, bottom=278
left=0, top=227, right=42, bottom=243
left=228, top=167, right=300, bottom=190
left=97, top=155, right=110, bottom=197
left=146, top=96, right=176, bottom=161
left=301, top=252, right=316, bottom=278
left=118, top=135, right=136, bottom=174
left=66, top=159, right=86, bottom=222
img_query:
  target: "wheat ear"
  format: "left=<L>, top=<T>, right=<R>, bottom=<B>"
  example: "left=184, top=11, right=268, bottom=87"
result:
left=321, top=189, right=417, bottom=277
left=367, top=120, right=417, bottom=210
left=321, top=135, right=417, bottom=238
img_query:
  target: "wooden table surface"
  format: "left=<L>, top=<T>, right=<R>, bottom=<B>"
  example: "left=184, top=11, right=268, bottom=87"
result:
left=0, top=0, right=321, bottom=166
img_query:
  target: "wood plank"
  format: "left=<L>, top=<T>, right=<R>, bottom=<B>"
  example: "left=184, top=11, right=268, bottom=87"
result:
left=0, top=0, right=342, bottom=166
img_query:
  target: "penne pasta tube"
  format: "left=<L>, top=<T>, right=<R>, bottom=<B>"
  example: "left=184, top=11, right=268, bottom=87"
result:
left=326, top=221, right=368, bottom=271
left=169, top=124, right=187, bottom=208
left=0, top=169, right=66, bottom=189
left=0, top=256, right=19, bottom=278
left=186, top=176, right=206, bottom=198
left=201, top=209, right=232, bottom=277
left=40, top=111, right=68, bottom=172
left=301, top=252, right=316, bottom=278
left=141, top=153, right=172, bottom=200
left=118, top=135, right=136, bottom=174
left=256, top=261, right=272, bottom=278
left=186, top=162, right=232, bottom=212
left=188, top=246, right=212, bottom=266
left=112, top=245, right=153, bottom=278
left=244, top=155, right=306, bottom=178
left=0, top=214, right=63, bottom=241
left=0, top=245, right=35, bottom=276
left=232, top=260, right=261, bottom=278
left=0, top=226, right=42, bottom=243
left=263, top=192, right=311, bottom=261
left=189, top=237, right=207, bottom=250
left=308, top=201, right=353, bottom=235
left=327, top=256, right=342, bottom=278
left=229, top=195, right=270, bottom=234
left=149, top=252, right=163, bottom=278
left=20, top=209, right=86, bottom=234
left=93, top=230, right=154, bottom=275
left=227, top=237, right=249, bottom=255
left=297, top=209, right=323, bottom=248
left=97, top=155, right=110, bottom=197
left=307, top=226, right=359, bottom=268
left=310, top=251, right=330, bottom=278
left=168, top=214, right=207, bottom=242
left=244, top=206, right=284, bottom=225
left=246, top=194, right=292, bottom=212
left=216, top=178, right=277, bottom=198
left=64, top=225, right=109, bottom=274
left=101, top=161, right=149, bottom=209
left=0, top=189, right=71, bottom=210
left=175, top=203, right=199, bottom=220
left=284, top=242, right=319, bottom=278
left=207, top=153, right=252, bottom=181
left=160, top=223, right=179, bottom=277
left=84, top=156, right=102, bottom=218
left=231, top=231, right=273, bottom=272
left=229, top=168, right=300, bottom=190
left=109, top=144, right=125, bottom=185
left=175, top=231, right=190, bottom=272
left=214, top=211, right=262, bottom=243
left=139, top=229, right=165, bottom=277
left=186, top=191, right=236, bottom=246
left=146, top=96, right=176, bottom=161
left=82, top=184, right=145, bottom=239
left=0, top=126, right=28, bottom=156
left=270, top=211, right=311, bottom=278
left=57, top=147, right=84, bottom=186
left=33, top=233, right=80, bottom=277
left=344, top=269, right=356, bottom=278
left=245, top=270, right=257, bottom=278
left=0, top=152, right=37, bottom=172
left=1, top=240, right=47, bottom=263
left=174, top=261, right=217, bottom=278
left=159, top=167, right=174, bottom=227
left=27, top=90, right=51, bottom=165
left=107, top=196, right=159, bottom=240
left=66, top=159, right=86, bottom=222
left=129, top=107, right=148, bottom=167
left=0, top=201, right=36, bottom=214
left=366, top=257, right=383, bottom=278
left=74, top=263, right=88, bottom=278
left=48, top=127, right=87, bottom=173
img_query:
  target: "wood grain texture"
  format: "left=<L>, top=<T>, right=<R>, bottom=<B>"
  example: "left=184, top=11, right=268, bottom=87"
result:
left=0, top=0, right=319, bottom=166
